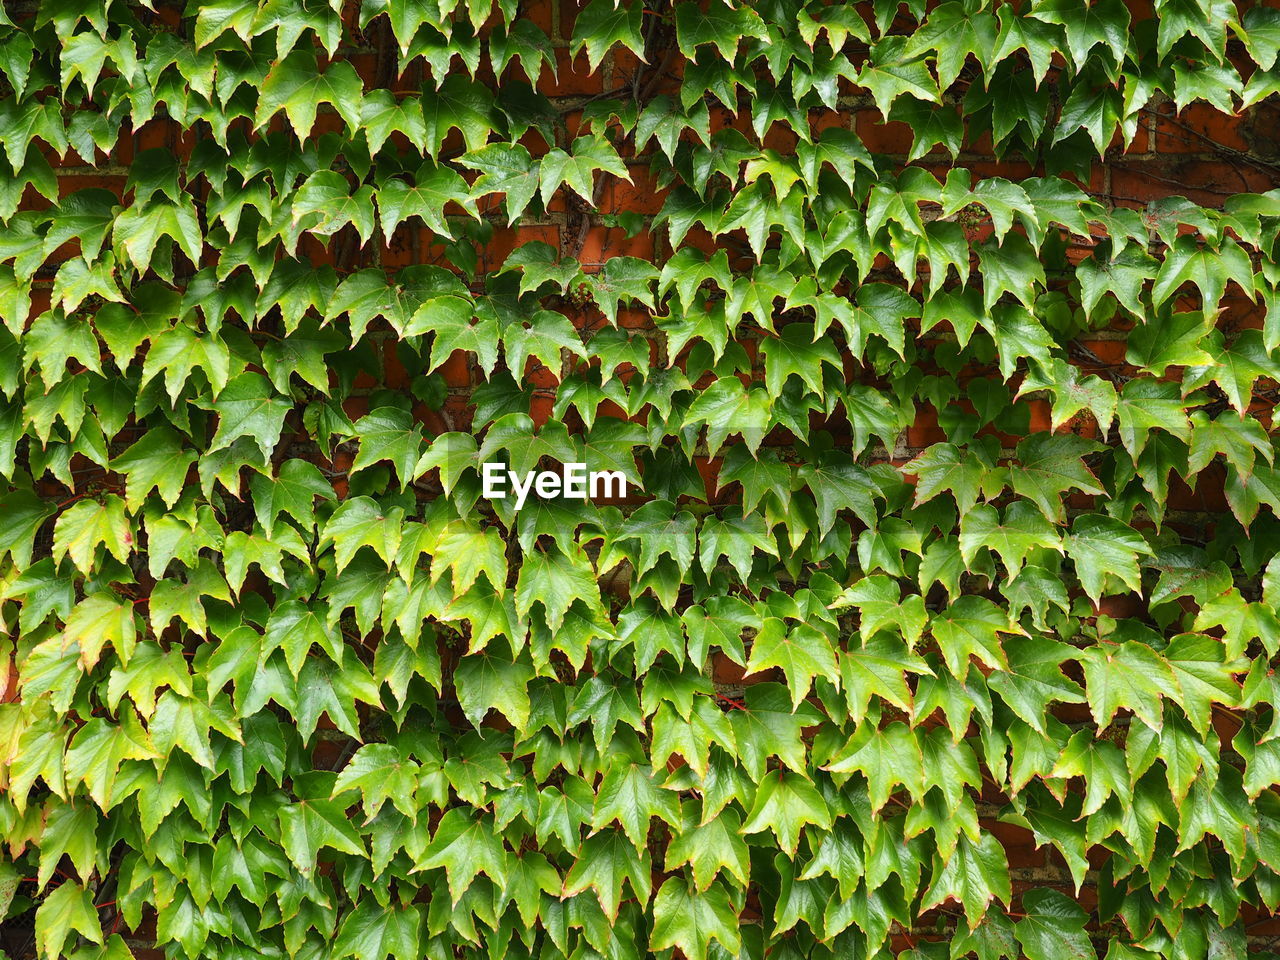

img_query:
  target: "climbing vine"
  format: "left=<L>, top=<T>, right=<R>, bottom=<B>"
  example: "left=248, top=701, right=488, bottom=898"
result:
left=1, top=0, right=1280, bottom=958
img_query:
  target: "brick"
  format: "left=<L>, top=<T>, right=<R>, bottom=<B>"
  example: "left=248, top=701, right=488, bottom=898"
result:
left=984, top=819, right=1046, bottom=869
left=576, top=223, right=656, bottom=265
left=855, top=109, right=914, bottom=155
left=1153, top=102, right=1252, bottom=155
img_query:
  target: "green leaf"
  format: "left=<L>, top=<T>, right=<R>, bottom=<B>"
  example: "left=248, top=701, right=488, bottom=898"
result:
left=1064, top=514, right=1152, bottom=602
left=256, top=50, right=364, bottom=137
left=1080, top=641, right=1177, bottom=732
left=920, top=832, right=1012, bottom=928
left=563, top=830, right=652, bottom=920
left=931, top=596, right=1021, bottom=679
left=1014, top=888, right=1096, bottom=960
left=745, top=617, right=839, bottom=709
left=454, top=648, right=534, bottom=731
left=650, top=877, right=742, bottom=960
left=412, top=807, right=509, bottom=902
left=571, top=0, right=645, bottom=71
left=674, top=0, right=769, bottom=61
left=201, top=372, right=293, bottom=463
left=333, top=900, right=423, bottom=960
left=278, top=793, right=367, bottom=878
left=35, top=882, right=103, bottom=960
left=53, top=495, right=132, bottom=575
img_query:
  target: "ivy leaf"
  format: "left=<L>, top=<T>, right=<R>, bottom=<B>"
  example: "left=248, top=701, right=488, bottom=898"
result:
left=1007, top=434, right=1105, bottom=523
left=515, top=545, right=598, bottom=634
left=931, top=596, right=1021, bottom=679
left=53, top=495, right=132, bottom=575
left=1064, top=514, right=1152, bottom=602
left=906, top=443, right=991, bottom=516
left=682, top=377, right=774, bottom=457
left=1029, top=0, right=1129, bottom=67
left=563, top=830, right=652, bottom=920
left=412, top=808, right=509, bottom=902
left=650, top=877, right=742, bottom=960
left=333, top=900, right=423, bottom=960
left=745, top=617, right=839, bottom=709
left=674, top=0, right=769, bottom=61
left=740, top=769, right=833, bottom=856
left=249, top=459, right=335, bottom=538
left=202, top=372, right=293, bottom=463
left=572, top=0, right=645, bottom=71
left=256, top=51, right=364, bottom=137
left=591, top=758, right=681, bottom=851
left=825, top=720, right=925, bottom=813
left=665, top=803, right=750, bottom=892
left=1014, top=888, right=1096, bottom=960
left=920, top=832, right=1012, bottom=928
left=959, top=501, right=1063, bottom=576
left=35, top=882, right=104, bottom=960
left=454, top=648, right=534, bottom=731
left=1080, top=641, right=1177, bottom=732
left=351, top=407, right=425, bottom=491
left=987, top=635, right=1085, bottom=735
left=110, top=427, right=195, bottom=510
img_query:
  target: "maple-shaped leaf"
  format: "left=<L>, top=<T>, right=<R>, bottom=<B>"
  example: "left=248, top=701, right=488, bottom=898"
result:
left=201, top=372, right=293, bottom=463
left=333, top=899, right=424, bottom=960
left=745, top=616, right=839, bottom=709
left=1152, top=234, right=1255, bottom=313
left=34, top=882, right=104, bottom=960
left=53, top=495, right=132, bottom=575
left=665, top=802, right=750, bottom=892
left=698, top=510, right=778, bottom=582
left=988, top=635, right=1086, bottom=735
left=460, top=142, right=541, bottom=224
left=563, top=829, right=652, bottom=920
left=1007, top=433, right=1105, bottom=523
left=830, top=575, right=928, bottom=647
left=1064, top=513, right=1152, bottom=602
left=421, top=75, right=498, bottom=157
left=539, top=134, right=630, bottom=205
left=350, top=407, right=425, bottom=491
left=591, top=757, right=681, bottom=851
left=858, top=36, right=941, bottom=118
left=959, top=501, right=1063, bottom=576
left=1080, top=640, right=1177, bottom=732
left=571, top=0, right=645, bottom=71
left=454, top=647, right=534, bottom=731
left=515, top=544, right=598, bottom=633
left=740, top=769, right=833, bottom=856
left=1163, top=633, right=1245, bottom=736
left=841, top=634, right=933, bottom=724
left=1018, top=357, right=1116, bottom=437
left=796, top=455, right=880, bottom=538
left=255, top=51, right=364, bottom=138
left=292, top=171, right=377, bottom=247
left=931, top=596, right=1022, bottom=679
left=650, top=877, right=742, bottom=960
left=920, top=832, right=1012, bottom=928
left=826, top=720, right=925, bottom=814
left=682, top=377, right=774, bottom=457
left=110, top=426, right=196, bottom=510
left=674, top=0, right=769, bottom=60
left=412, top=807, right=509, bottom=902
left=1014, top=888, right=1096, bottom=960
left=249, top=459, right=335, bottom=538
left=1029, top=0, right=1129, bottom=67
left=725, top=682, right=821, bottom=780
left=1115, top=378, right=1190, bottom=459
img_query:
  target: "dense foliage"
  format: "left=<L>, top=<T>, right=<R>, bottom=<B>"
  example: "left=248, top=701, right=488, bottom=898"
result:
left=1, top=0, right=1279, bottom=957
